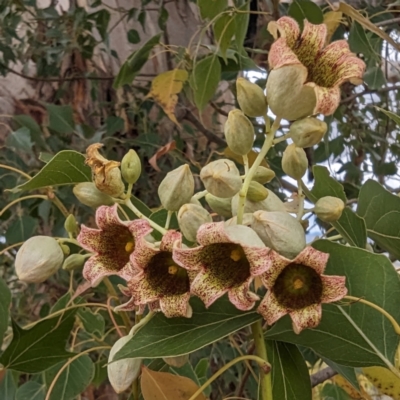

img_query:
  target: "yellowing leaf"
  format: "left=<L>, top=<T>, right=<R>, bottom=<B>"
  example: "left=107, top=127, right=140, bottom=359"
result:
left=363, top=366, right=400, bottom=399
left=146, top=69, right=188, bottom=125
left=223, top=147, right=269, bottom=168
left=141, top=366, right=206, bottom=400
left=332, top=375, right=370, bottom=399
left=335, top=3, right=400, bottom=51
left=323, top=11, right=342, bottom=44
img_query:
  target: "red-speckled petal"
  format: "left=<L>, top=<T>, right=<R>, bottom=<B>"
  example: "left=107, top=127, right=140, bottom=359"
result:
left=243, top=246, right=273, bottom=276
left=160, top=230, right=182, bottom=252
left=268, top=38, right=301, bottom=70
left=173, top=246, right=205, bottom=272
left=83, top=255, right=127, bottom=287
left=257, top=291, right=288, bottom=326
left=130, top=238, right=159, bottom=271
left=78, top=225, right=102, bottom=253
left=290, top=303, right=322, bottom=334
left=260, top=250, right=291, bottom=289
left=294, top=246, right=329, bottom=274
left=268, top=17, right=300, bottom=47
left=321, top=275, right=347, bottom=303
left=330, top=55, right=366, bottom=87
left=294, top=20, right=326, bottom=69
left=190, top=270, right=229, bottom=308
left=95, top=204, right=124, bottom=230
left=129, top=218, right=153, bottom=240
left=196, top=222, right=230, bottom=246
left=228, top=280, right=259, bottom=311
left=159, top=292, right=191, bottom=318
left=308, top=84, right=341, bottom=116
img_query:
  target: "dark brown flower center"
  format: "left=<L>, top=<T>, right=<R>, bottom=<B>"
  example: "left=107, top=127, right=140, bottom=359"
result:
left=201, top=243, right=251, bottom=288
left=146, top=251, right=190, bottom=296
left=273, top=263, right=323, bottom=310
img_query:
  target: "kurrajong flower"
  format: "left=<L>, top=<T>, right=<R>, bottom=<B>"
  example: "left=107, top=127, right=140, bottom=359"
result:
left=173, top=222, right=272, bottom=311
left=117, top=230, right=195, bottom=318
left=78, top=205, right=151, bottom=287
left=266, top=17, right=366, bottom=120
left=258, top=246, right=347, bottom=334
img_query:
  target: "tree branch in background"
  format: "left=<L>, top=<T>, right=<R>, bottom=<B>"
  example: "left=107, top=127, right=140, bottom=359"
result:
left=310, top=367, right=338, bottom=387
left=341, top=84, right=400, bottom=104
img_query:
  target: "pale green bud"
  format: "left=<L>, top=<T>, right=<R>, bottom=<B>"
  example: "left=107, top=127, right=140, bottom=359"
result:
left=163, top=354, right=189, bottom=368
left=224, top=109, right=254, bottom=156
left=15, top=236, right=64, bottom=283
left=252, top=166, right=275, bottom=184
left=314, top=196, right=345, bottom=222
left=178, top=203, right=212, bottom=242
left=62, top=254, right=86, bottom=271
left=252, top=211, right=306, bottom=259
left=121, top=149, right=141, bottom=184
left=236, top=77, right=268, bottom=117
left=200, top=159, right=242, bottom=198
left=205, top=193, right=232, bottom=218
left=73, top=182, right=115, bottom=208
left=108, top=335, right=141, bottom=394
left=60, top=244, right=70, bottom=257
left=282, top=143, right=308, bottom=180
left=247, top=181, right=269, bottom=202
left=231, top=190, right=286, bottom=216
left=158, top=164, right=194, bottom=211
left=290, top=118, right=327, bottom=148
left=64, top=214, right=78, bottom=236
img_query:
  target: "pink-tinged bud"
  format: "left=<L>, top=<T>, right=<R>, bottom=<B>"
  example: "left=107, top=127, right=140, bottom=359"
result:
left=15, top=236, right=64, bottom=283
left=281, top=143, right=308, bottom=180
left=158, top=164, right=195, bottom=211
left=200, top=159, right=242, bottom=198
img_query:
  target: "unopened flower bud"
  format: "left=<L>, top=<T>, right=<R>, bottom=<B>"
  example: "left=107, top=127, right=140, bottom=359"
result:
left=232, top=190, right=286, bottom=216
left=60, top=244, right=70, bottom=257
left=85, top=143, right=125, bottom=197
left=236, top=77, right=268, bottom=117
left=224, top=213, right=253, bottom=227
left=200, top=159, right=242, bottom=198
left=121, top=149, right=141, bottom=184
left=282, top=143, right=308, bottom=180
left=290, top=118, right=327, bottom=148
left=252, top=166, right=275, bottom=184
left=62, top=253, right=86, bottom=271
left=252, top=211, right=306, bottom=259
left=178, top=203, right=212, bottom=242
left=158, top=164, right=194, bottom=211
left=64, top=214, right=78, bottom=236
left=73, top=182, right=115, bottom=208
left=15, top=236, right=64, bottom=283
left=163, top=354, right=189, bottom=368
left=224, top=109, right=254, bottom=156
left=108, top=335, right=141, bottom=394
left=247, top=181, right=268, bottom=202
left=205, top=193, right=232, bottom=218
left=314, top=196, right=345, bottom=222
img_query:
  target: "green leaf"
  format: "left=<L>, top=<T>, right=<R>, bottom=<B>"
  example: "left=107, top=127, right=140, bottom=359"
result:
left=45, top=104, right=75, bottom=134
left=45, top=355, right=95, bottom=400
left=234, top=2, right=250, bottom=48
left=15, top=381, right=45, bottom=400
left=197, top=0, right=227, bottom=20
left=105, top=116, right=124, bottom=136
left=13, top=114, right=47, bottom=150
left=113, top=33, right=162, bottom=88
left=266, top=241, right=400, bottom=369
left=0, top=277, right=12, bottom=349
left=6, top=127, right=33, bottom=152
left=114, top=296, right=261, bottom=361
left=320, top=383, right=352, bottom=400
left=92, top=357, right=108, bottom=388
left=127, top=29, right=140, bottom=44
left=149, top=209, right=179, bottom=240
left=77, top=308, right=105, bottom=338
left=322, top=358, right=360, bottom=391
left=0, top=312, right=75, bottom=373
left=357, top=179, right=400, bottom=258
left=5, top=215, right=38, bottom=244
left=189, top=55, right=221, bottom=111
left=194, top=358, right=210, bottom=396
left=213, top=14, right=236, bottom=62
left=9, top=150, right=91, bottom=193
left=306, top=166, right=367, bottom=248
left=268, top=341, right=312, bottom=400
left=376, top=107, right=400, bottom=126
left=0, top=370, right=16, bottom=400
left=364, top=65, right=386, bottom=90
left=348, top=21, right=375, bottom=58
left=288, top=0, right=323, bottom=28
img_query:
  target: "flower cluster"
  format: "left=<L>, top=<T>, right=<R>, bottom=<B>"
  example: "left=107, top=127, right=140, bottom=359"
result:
left=79, top=205, right=347, bottom=333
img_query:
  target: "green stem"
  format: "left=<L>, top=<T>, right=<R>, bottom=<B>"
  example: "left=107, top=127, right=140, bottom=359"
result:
left=273, top=132, right=291, bottom=145
left=325, top=234, right=343, bottom=241
left=124, top=198, right=167, bottom=235
left=296, top=179, right=305, bottom=221
left=344, top=295, right=400, bottom=335
left=251, top=321, right=273, bottom=400
left=192, top=189, right=208, bottom=201
left=187, top=354, right=270, bottom=400
left=129, top=311, right=155, bottom=335
left=165, top=210, right=173, bottom=230
left=236, top=117, right=281, bottom=225
left=243, top=154, right=249, bottom=175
